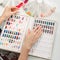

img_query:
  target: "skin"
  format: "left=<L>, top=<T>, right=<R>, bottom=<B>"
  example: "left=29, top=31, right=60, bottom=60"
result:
left=0, top=6, right=18, bottom=24
left=18, top=26, right=42, bottom=60
left=0, top=6, right=43, bottom=60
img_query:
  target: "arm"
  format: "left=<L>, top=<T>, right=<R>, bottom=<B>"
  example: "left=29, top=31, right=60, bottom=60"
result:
left=18, top=46, right=29, bottom=60
left=0, top=15, right=5, bottom=24
left=18, top=26, right=43, bottom=60
left=0, top=6, right=18, bottom=24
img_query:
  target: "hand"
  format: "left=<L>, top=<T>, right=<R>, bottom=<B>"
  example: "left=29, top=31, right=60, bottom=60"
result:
left=2, top=6, right=18, bottom=19
left=22, top=26, right=43, bottom=51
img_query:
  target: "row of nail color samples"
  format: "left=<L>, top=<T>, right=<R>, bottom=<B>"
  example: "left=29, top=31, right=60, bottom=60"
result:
left=33, top=19, right=55, bottom=34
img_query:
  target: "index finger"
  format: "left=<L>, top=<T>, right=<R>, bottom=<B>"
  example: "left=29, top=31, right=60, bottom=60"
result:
left=33, top=25, right=42, bottom=32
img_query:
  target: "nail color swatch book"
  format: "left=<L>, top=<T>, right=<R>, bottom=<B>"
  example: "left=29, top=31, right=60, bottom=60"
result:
left=0, top=13, right=57, bottom=59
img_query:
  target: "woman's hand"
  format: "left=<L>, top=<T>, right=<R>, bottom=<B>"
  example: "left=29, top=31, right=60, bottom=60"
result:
left=0, top=6, right=18, bottom=24
left=18, top=26, right=42, bottom=60
left=2, top=6, right=18, bottom=19
left=22, top=25, right=43, bottom=51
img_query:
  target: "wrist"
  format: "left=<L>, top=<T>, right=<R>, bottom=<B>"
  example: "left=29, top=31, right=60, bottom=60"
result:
left=21, top=45, right=30, bottom=53
left=2, top=13, right=7, bottom=19
left=22, top=42, right=32, bottom=51
left=0, top=15, right=5, bottom=24
left=0, top=15, right=6, bottom=21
